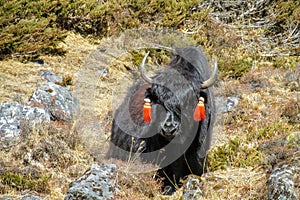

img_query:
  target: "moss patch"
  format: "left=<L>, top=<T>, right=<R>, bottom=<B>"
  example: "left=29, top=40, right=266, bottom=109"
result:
left=208, top=137, right=264, bottom=171
left=1, top=172, right=50, bottom=193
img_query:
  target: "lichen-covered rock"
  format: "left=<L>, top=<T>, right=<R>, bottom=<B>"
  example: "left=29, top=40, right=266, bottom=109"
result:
left=29, top=82, right=79, bottom=121
left=183, top=175, right=204, bottom=200
left=267, top=155, right=300, bottom=200
left=0, top=103, right=50, bottom=150
left=64, top=163, right=117, bottom=200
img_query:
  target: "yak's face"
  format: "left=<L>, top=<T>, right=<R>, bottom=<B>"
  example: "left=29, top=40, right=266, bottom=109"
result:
left=144, top=78, right=200, bottom=142
left=148, top=95, right=181, bottom=140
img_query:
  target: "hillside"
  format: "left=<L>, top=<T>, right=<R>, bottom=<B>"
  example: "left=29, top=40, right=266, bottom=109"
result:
left=0, top=1, right=299, bottom=199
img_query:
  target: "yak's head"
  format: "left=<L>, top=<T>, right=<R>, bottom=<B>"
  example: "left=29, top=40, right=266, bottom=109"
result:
left=139, top=47, right=218, bottom=142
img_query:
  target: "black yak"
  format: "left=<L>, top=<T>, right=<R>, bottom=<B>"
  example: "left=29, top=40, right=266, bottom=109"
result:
left=106, top=46, right=218, bottom=194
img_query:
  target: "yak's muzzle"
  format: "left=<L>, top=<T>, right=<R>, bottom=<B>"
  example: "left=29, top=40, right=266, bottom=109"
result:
left=160, top=112, right=179, bottom=139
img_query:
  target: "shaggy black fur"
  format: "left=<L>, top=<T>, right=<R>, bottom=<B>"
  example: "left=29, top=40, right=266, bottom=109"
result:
left=106, top=46, right=216, bottom=194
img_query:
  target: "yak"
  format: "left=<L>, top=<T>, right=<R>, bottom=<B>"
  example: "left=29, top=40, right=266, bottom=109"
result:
left=106, top=46, right=218, bottom=194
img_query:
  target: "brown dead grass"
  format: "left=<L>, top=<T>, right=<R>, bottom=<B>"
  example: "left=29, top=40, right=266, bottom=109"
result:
left=0, top=60, right=43, bottom=103
left=202, top=167, right=268, bottom=200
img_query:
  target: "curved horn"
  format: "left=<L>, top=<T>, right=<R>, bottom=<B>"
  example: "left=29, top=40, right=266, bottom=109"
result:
left=201, top=57, right=218, bottom=89
left=154, top=45, right=174, bottom=52
left=140, top=51, right=153, bottom=83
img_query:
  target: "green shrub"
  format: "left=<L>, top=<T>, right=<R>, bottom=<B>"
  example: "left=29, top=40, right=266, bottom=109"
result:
left=0, top=1, right=67, bottom=60
left=0, top=0, right=202, bottom=61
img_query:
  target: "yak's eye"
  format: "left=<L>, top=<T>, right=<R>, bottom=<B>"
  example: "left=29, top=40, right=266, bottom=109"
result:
left=152, top=103, right=167, bottom=119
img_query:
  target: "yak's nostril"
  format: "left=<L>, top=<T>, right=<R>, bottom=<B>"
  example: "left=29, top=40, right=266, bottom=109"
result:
left=165, top=121, right=172, bottom=127
left=162, top=123, right=178, bottom=134
left=173, top=121, right=178, bottom=127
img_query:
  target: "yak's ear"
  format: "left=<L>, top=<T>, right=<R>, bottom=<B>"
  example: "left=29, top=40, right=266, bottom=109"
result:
left=144, top=87, right=153, bottom=100
left=199, top=91, right=208, bottom=103
left=145, top=87, right=160, bottom=104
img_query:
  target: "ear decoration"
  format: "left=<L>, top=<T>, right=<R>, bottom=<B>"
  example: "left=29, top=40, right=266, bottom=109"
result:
left=143, top=98, right=152, bottom=123
left=194, top=97, right=206, bottom=121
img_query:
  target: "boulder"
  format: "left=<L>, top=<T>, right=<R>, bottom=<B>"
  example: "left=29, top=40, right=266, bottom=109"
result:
left=29, top=82, right=79, bottom=121
left=267, top=156, right=300, bottom=200
left=65, top=163, right=117, bottom=200
left=0, top=194, right=42, bottom=200
left=0, top=103, right=50, bottom=150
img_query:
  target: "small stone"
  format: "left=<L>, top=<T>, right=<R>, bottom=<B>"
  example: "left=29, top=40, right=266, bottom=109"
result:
left=183, top=176, right=204, bottom=200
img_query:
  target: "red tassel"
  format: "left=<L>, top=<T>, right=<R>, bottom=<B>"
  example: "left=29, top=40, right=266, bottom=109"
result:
left=143, top=98, right=152, bottom=123
left=194, top=97, right=206, bottom=121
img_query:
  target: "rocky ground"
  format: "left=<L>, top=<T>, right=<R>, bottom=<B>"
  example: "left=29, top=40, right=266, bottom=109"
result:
left=0, top=30, right=299, bottom=199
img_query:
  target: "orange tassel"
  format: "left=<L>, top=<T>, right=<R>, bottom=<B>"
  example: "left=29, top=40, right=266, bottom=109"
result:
left=194, top=97, right=206, bottom=121
left=143, top=98, right=152, bottom=123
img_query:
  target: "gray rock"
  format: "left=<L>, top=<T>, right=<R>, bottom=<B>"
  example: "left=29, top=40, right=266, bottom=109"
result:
left=29, top=82, right=79, bottom=121
left=65, top=163, right=117, bottom=200
left=215, top=96, right=239, bottom=113
left=21, top=194, right=42, bottom=200
left=183, top=176, right=204, bottom=200
left=267, top=157, right=300, bottom=200
left=0, top=103, right=50, bottom=150
left=34, top=60, right=48, bottom=67
left=39, top=70, right=63, bottom=84
left=226, top=97, right=239, bottom=112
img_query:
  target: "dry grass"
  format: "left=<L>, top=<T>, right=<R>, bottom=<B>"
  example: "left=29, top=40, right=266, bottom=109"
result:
left=202, top=167, right=268, bottom=200
left=0, top=60, right=43, bottom=103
